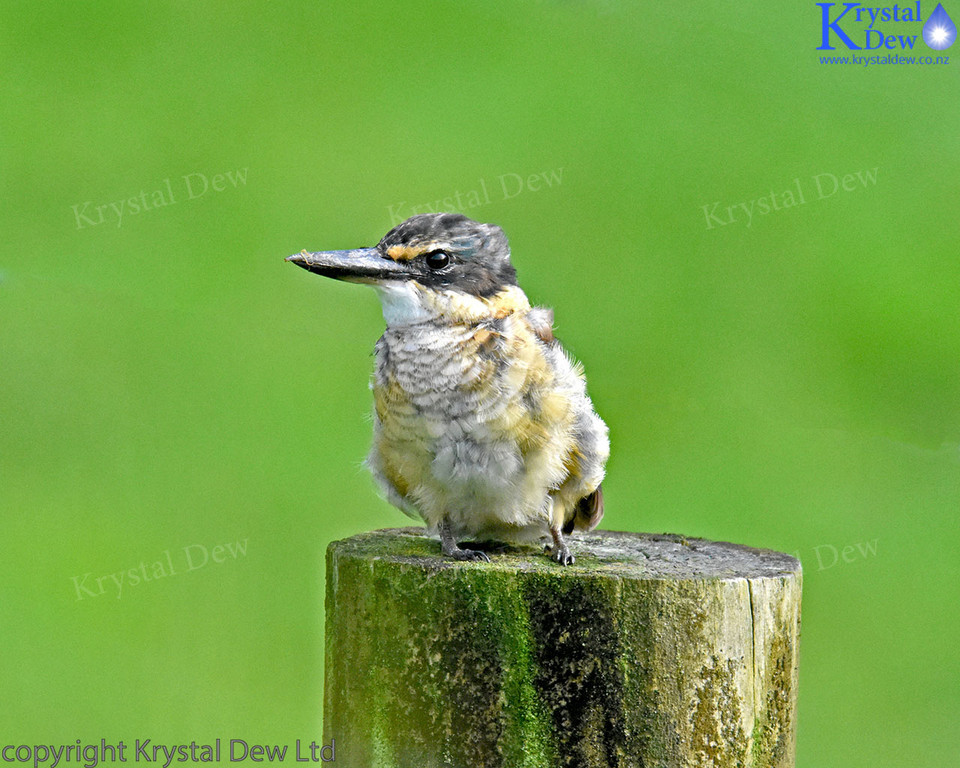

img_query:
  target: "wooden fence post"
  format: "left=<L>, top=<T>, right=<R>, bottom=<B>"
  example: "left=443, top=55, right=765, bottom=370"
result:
left=324, top=528, right=801, bottom=768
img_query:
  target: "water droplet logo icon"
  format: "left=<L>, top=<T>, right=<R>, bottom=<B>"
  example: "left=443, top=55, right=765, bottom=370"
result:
left=923, top=3, right=956, bottom=50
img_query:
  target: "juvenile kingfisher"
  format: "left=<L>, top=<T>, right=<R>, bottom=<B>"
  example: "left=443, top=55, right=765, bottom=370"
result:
left=286, top=213, right=608, bottom=565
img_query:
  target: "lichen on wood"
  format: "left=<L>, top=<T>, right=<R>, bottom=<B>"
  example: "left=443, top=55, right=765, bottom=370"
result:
left=324, top=529, right=801, bottom=768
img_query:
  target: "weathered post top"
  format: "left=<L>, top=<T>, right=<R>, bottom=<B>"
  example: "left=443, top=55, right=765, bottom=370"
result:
left=324, top=529, right=801, bottom=768
left=327, top=527, right=800, bottom=578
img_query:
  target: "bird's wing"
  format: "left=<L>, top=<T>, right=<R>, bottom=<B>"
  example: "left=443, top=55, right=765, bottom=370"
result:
left=526, top=307, right=555, bottom=344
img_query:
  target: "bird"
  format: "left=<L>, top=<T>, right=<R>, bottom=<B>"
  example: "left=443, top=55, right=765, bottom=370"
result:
left=286, top=213, right=608, bottom=565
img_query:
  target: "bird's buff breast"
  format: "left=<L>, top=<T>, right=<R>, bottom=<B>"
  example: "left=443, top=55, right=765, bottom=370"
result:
left=368, top=314, right=577, bottom=539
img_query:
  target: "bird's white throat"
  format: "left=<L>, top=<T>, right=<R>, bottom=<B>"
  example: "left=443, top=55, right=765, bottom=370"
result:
left=374, top=282, right=437, bottom=326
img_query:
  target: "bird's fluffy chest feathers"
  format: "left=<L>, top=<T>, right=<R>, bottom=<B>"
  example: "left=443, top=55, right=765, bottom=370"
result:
left=366, top=283, right=583, bottom=539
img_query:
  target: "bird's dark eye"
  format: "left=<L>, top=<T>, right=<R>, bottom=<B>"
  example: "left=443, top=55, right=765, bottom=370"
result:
left=425, top=250, right=450, bottom=270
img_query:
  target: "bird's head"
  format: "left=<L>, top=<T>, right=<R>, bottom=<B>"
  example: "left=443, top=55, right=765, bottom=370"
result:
left=287, top=213, right=523, bottom=325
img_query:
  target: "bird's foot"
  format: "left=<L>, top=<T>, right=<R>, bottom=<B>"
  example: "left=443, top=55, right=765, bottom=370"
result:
left=547, top=543, right=575, bottom=566
left=438, top=520, right=490, bottom=562
left=445, top=547, right=491, bottom=563
left=547, top=526, right=576, bottom=565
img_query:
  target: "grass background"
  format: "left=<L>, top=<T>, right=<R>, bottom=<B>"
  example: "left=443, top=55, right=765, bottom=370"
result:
left=2, top=1, right=958, bottom=765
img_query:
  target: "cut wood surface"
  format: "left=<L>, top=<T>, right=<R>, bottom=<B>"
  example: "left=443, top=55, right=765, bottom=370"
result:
left=324, top=528, right=801, bottom=768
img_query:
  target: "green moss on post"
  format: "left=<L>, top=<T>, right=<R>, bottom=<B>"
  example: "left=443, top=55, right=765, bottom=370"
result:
left=324, top=529, right=801, bottom=768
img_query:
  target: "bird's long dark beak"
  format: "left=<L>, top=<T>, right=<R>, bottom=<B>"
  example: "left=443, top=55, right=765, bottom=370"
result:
left=286, top=247, right=409, bottom=283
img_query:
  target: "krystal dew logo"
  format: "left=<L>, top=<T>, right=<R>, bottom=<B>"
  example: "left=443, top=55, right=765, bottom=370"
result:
left=817, top=2, right=956, bottom=50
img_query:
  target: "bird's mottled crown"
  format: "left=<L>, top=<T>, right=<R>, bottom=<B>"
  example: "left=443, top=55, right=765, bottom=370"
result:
left=379, top=213, right=517, bottom=298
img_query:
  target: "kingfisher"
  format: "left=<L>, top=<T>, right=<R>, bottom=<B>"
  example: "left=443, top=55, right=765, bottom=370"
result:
left=286, top=213, right=608, bottom=565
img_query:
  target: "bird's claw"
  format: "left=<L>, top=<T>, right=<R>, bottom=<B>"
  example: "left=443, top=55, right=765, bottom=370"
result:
left=547, top=544, right=575, bottom=566
left=448, top=548, right=490, bottom=562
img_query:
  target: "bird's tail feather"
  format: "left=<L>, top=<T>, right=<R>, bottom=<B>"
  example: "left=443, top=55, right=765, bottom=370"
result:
left=563, top=484, right=604, bottom=534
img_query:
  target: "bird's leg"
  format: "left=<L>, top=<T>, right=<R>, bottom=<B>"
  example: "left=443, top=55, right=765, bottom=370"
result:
left=548, top=524, right=575, bottom=566
left=544, top=499, right=575, bottom=565
left=438, top=519, right=490, bottom=562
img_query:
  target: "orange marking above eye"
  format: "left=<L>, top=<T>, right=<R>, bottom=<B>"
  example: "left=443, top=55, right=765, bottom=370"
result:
left=386, top=244, right=426, bottom=261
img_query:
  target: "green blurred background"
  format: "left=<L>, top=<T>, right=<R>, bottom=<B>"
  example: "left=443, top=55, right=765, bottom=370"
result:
left=2, top=1, right=958, bottom=765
